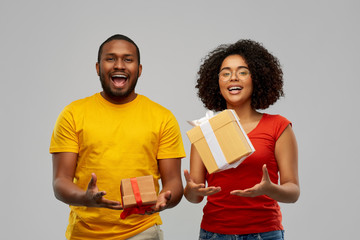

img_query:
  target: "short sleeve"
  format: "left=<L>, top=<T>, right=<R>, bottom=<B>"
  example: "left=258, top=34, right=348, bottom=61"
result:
left=157, top=112, right=186, bottom=160
left=49, top=105, right=79, bottom=153
left=273, top=115, right=292, bottom=141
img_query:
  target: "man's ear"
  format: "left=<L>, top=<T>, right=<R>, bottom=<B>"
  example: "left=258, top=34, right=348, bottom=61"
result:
left=138, top=64, right=142, bottom=78
left=96, top=62, right=100, bottom=76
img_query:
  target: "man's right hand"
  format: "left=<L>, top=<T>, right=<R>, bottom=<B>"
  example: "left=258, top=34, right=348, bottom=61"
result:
left=85, top=173, right=123, bottom=210
left=52, top=152, right=123, bottom=210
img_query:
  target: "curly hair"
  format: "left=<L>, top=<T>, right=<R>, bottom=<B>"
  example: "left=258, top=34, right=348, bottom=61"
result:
left=196, top=39, right=284, bottom=111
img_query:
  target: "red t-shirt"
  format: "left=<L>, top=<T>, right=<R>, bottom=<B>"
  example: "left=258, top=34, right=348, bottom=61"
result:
left=201, top=114, right=291, bottom=235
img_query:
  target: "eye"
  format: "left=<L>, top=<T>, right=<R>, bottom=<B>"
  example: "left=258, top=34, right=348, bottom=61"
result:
left=124, top=58, right=133, bottom=63
left=238, top=70, right=249, bottom=76
left=106, top=57, right=115, bottom=62
left=221, top=71, right=231, bottom=77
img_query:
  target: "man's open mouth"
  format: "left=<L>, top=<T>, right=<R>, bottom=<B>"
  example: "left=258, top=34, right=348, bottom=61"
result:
left=111, top=74, right=128, bottom=88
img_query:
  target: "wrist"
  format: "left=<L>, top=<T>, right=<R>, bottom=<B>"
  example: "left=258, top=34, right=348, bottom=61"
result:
left=263, top=181, right=277, bottom=198
left=81, top=191, right=92, bottom=207
left=184, top=185, right=203, bottom=203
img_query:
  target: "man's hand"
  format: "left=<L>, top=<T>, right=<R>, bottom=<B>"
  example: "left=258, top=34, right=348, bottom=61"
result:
left=84, top=173, right=123, bottom=210
left=145, top=190, right=172, bottom=214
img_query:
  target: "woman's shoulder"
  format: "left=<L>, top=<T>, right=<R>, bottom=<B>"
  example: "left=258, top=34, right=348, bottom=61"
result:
left=260, top=113, right=292, bottom=139
left=262, top=113, right=290, bottom=124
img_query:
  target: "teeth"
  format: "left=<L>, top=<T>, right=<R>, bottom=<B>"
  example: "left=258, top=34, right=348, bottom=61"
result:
left=112, top=74, right=127, bottom=78
left=229, top=87, right=242, bottom=91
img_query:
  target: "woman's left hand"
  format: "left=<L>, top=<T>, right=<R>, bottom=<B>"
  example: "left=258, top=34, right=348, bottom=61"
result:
left=231, top=125, right=300, bottom=203
left=230, top=164, right=272, bottom=197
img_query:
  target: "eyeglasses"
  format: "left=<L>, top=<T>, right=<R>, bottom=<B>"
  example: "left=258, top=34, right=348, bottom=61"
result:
left=218, top=67, right=250, bottom=82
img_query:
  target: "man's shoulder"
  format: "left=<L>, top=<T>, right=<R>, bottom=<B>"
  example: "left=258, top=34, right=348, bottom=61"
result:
left=66, top=93, right=98, bottom=108
left=138, top=95, right=171, bottom=113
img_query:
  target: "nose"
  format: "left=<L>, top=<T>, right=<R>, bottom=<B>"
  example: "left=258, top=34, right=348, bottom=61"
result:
left=114, top=59, right=125, bottom=70
left=229, top=71, right=239, bottom=81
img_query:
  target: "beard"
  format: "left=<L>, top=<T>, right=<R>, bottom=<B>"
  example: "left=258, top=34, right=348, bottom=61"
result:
left=99, top=69, right=139, bottom=100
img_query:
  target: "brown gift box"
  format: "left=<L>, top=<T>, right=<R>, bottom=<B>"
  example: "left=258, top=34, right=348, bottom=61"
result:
left=120, top=175, right=157, bottom=209
left=186, top=110, right=255, bottom=174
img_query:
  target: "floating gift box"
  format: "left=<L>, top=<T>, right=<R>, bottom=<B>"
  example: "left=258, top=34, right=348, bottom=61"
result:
left=120, top=175, right=157, bottom=209
left=187, top=110, right=255, bottom=174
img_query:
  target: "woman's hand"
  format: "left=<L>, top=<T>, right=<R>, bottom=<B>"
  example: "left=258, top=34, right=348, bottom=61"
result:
left=230, top=164, right=272, bottom=197
left=184, top=169, right=221, bottom=202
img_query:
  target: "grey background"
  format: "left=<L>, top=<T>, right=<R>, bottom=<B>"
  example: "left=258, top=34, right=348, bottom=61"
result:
left=1, top=0, right=359, bottom=239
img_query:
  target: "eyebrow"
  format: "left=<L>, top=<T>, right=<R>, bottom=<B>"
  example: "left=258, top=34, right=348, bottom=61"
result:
left=104, top=53, right=134, bottom=57
left=220, top=66, right=249, bottom=71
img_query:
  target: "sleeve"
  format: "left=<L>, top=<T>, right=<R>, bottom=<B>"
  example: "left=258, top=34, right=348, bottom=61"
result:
left=49, top=105, right=79, bottom=153
left=157, top=111, right=186, bottom=160
left=274, top=115, right=292, bottom=141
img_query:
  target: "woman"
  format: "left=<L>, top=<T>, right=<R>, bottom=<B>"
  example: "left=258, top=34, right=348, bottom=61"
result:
left=184, top=39, right=299, bottom=240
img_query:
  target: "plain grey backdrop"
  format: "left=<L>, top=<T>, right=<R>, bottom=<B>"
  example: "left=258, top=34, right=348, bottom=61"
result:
left=1, top=0, right=359, bottom=239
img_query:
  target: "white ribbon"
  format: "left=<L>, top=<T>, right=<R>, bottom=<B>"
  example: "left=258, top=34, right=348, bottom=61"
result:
left=188, top=111, right=228, bottom=170
left=229, top=110, right=255, bottom=153
left=199, top=120, right=228, bottom=169
left=187, top=111, right=215, bottom=127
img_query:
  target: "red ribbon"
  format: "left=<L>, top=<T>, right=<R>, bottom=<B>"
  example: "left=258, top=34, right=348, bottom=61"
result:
left=120, top=177, right=155, bottom=219
left=120, top=205, right=154, bottom=219
left=130, top=177, right=143, bottom=207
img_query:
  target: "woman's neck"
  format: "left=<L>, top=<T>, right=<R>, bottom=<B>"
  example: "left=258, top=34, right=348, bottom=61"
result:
left=227, top=104, right=263, bottom=133
left=228, top=104, right=258, bottom=121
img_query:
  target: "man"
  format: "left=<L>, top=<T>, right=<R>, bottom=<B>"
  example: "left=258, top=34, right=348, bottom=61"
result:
left=50, top=34, right=185, bottom=240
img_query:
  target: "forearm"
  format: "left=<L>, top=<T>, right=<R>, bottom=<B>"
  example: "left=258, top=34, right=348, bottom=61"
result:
left=52, top=152, right=87, bottom=206
left=272, top=125, right=299, bottom=203
left=266, top=182, right=300, bottom=203
left=53, top=177, right=87, bottom=206
left=159, top=178, right=183, bottom=209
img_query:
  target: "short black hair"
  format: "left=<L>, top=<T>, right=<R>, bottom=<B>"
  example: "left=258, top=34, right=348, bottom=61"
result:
left=196, top=39, right=284, bottom=111
left=97, top=34, right=140, bottom=64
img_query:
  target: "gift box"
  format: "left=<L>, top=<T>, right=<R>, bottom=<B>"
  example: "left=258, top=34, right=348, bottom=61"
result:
left=120, top=175, right=157, bottom=209
left=186, top=110, right=255, bottom=174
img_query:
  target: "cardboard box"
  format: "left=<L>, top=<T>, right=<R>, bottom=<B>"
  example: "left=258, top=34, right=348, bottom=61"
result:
left=186, top=110, right=255, bottom=174
left=120, top=175, right=157, bottom=209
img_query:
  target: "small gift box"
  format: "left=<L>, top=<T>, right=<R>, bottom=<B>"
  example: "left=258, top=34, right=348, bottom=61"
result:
left=120, top=175, right=157, bottom=209
left=186, top=110, right=255, bottom=174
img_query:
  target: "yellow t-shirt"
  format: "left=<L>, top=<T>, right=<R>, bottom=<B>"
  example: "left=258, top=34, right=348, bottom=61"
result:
left=50, top=93, right=186, bottom=240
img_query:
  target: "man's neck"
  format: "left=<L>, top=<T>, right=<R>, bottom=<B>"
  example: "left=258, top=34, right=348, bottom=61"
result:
left=100, top=91, right=137, bottom=104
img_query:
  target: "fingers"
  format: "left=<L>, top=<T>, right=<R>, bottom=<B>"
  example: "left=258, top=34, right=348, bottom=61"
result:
left=230, top=165, right=270, bottom=198
left=199, top=186, right=221, bottom=196
left=192, top=182, right=206, bottom=189
left=230, top=189, right=253, bottom=197
left=230, top=190, right=243, bottom=196
left=262, top=164, right=270, bottom=181
left=92, top=192, right=123, bottom=209
left=93, top=191, right=106, bottom=201
left=85, top=173, right=123, bottom=209
left=164, top=191, right=172, bottom=202
left=151, top=190, right=172, bottom=212
left=184, top=169, right=207, bottom=188
left=184, top=169, right=220, bottom=196
left=160, top=192, right=171, bottom=209
left=183, top=169, right=191, bottom=182
left=159, top=191, right=171, bottom=208
left=88, top=173, right=98, bottom=190
left=145, top=209, right=156, bottom=215
left=101, top=198, right=123, bottom=210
